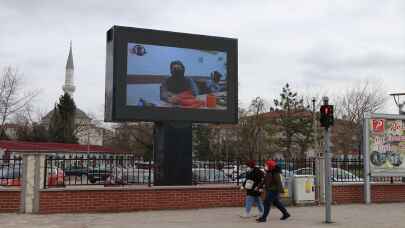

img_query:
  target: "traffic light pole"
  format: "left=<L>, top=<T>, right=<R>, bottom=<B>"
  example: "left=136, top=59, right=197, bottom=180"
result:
left=324, top=126, right=332, bottom=223
left=320, top=96, right=333, bottom=224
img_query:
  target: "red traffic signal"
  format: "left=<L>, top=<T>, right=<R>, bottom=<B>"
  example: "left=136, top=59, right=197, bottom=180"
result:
left=320, top=105, right=334, bottom=128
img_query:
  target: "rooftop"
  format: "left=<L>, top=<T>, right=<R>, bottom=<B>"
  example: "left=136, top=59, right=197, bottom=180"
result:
left=0, top=140, right=126, bottom=153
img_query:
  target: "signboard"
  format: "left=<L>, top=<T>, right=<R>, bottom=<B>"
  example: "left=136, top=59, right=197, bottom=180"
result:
left=365, top=114, right=405, bottom=176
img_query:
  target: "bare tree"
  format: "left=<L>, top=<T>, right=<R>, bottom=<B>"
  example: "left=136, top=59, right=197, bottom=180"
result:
left=333, top=80, right=387, bottom=157
left=105, top=122, right=153, bottom=158
left=336, top=80, right=387, bottom=124
left=12, top=105, right=34, bottom=126
left=236, top=97, right=270, bottom=160
left=0, top=66, right=40, bottom=132
left=10, top=104, right=49, bottom=142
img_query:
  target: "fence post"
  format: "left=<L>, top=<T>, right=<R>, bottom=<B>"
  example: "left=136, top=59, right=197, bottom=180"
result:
left=20, top=153, right=46, bottom=214
left=148, top=159, right=152, bottom=187
left=236, top=160, right=240, bottom=186
left=43, top=156, right=48, bottom=189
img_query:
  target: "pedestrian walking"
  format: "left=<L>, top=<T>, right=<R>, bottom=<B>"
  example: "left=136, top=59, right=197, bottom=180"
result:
left=240, top=160, right=264, bottom=218
left=256, top=160, right=290, bottom=223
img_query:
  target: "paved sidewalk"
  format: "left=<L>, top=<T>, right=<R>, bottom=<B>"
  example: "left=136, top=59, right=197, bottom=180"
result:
left=1, top=203, right=404, bottom=228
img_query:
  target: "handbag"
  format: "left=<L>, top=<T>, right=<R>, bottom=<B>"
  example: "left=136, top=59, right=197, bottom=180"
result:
left=245, top=179, right=255, bottom=190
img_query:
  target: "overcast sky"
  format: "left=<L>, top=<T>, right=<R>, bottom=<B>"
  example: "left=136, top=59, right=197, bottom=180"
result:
left=1, top=0, right=404, bottom=120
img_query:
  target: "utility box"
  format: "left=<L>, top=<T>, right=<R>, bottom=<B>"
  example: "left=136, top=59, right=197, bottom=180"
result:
left=281, top=176, right=294, bottom=198
left=293, top=175, right=315, bottom=204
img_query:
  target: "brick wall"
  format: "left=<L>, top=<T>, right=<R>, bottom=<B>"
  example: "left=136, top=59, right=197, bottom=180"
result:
left=0, top=183, right=400, bottom=214
left=372, top=184, right=405, bottom=203
left=333, top=184, right=363, bottom=204
left=39, top=186, right=245, bottom=214
left=332, top=184, right=405, bottom=204
left=0, top=190, right=20, bottom=213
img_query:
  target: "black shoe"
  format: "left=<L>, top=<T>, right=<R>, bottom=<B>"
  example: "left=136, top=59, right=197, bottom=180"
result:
left=280, top=213, right=290, bottom=220
left=256, top=217, right=266, bottom=223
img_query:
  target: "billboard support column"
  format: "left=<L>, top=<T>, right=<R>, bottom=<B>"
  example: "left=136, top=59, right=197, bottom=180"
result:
left=363, top=113, right=371, bottom=204
left=153, top=121, right=193, bottom=186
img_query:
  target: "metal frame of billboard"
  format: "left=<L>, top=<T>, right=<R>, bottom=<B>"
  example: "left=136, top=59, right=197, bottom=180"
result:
left=105, top=25, right=238, bottom=123
left=363, top=112, right=405, bottom=177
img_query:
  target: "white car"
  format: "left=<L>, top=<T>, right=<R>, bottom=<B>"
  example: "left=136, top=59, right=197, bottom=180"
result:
left=294, top=167, right=363, bottom=182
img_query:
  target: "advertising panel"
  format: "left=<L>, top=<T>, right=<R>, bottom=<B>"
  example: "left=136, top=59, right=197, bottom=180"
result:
left=367, top=115, right=405, bottom=176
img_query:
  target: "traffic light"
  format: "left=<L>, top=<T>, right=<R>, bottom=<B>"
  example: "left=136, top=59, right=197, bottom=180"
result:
left=320, top=105, right=334, bottom=128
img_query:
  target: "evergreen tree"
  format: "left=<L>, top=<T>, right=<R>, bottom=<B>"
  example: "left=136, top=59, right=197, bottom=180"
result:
left=31, top=123, right=49, bottom=142
left=48, top=106, right=63, bottom=142
left=270, top=83, right=313, bottom=158
left=48, top=93, right=78, bottom=143
left=193, top=124, right=211, bottom=160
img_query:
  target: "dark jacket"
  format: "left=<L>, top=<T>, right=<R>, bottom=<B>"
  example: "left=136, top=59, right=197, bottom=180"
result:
left=243, top=167, right=264, bottom=196
left=263, top=165, right=284, bottom=193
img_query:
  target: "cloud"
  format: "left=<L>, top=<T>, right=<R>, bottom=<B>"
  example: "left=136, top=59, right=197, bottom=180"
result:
left=0, top=0, right=404, bottom=117
left=301, top=45, right=405, bottom=70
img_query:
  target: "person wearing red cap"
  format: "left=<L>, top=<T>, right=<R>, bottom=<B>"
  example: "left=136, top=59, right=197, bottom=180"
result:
left=240, top=160, right=264, bottom=218
left=256, top=160, right=290, bottom=223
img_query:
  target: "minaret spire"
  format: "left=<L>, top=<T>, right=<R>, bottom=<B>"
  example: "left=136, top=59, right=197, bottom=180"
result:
left=63, top=41, right=76, bottom=96
left=66, top=40, right=74, bottom=69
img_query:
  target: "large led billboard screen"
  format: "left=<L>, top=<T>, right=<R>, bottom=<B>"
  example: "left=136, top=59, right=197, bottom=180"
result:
left=105, top=26, right=237, bottom=123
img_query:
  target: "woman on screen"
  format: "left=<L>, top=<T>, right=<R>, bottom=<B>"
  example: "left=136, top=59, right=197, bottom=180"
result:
left=160, top=60, right=199, bottom=104
left=205, top=71, right=224, bottom=93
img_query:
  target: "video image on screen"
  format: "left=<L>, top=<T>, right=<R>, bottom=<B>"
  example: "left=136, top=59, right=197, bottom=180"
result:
left=126, top=42, right=227, bottom=110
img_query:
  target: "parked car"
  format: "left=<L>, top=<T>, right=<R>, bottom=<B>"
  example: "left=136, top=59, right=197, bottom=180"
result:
left=63, top=166, right=87, bottom=177
left=0, top=168, right=21, bottom=186
left=293, top=167, right=363, bottom=182
left=282, top=169, right=295, bottom=179
left=294, top=167, right=315, bottom=175
left=87, top=167, right=112, bottom=184
left=222, top=165, right=236, bottom=178
left=135, top=162, right=154, bottom=170
left=331, top=168, right=363, bottom=182
left=47, top=168, right=65, bottom=187
left=226, top=165, right=249, bottom=181
left=105, top=168, right=153, bottom=185
left=0, top=167, right=64, bottom=187
left=126, top=172, right=153, bottom=184
left=192, top=168, right=230, bottom=184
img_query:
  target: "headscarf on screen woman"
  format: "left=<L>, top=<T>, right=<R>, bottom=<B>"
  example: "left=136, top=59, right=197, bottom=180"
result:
left=166, top=61, right=190, bottom=94
left=160, top=60, right=199, bottom=101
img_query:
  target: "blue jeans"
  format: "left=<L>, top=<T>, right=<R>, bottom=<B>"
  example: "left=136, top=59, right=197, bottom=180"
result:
left=260, top=191, right=289, bottom=221
left=245, top=195, right=264, bottom=215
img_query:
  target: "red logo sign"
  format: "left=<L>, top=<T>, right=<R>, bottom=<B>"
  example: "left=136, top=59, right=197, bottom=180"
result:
left=372, top=119, right=384, bottom=133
